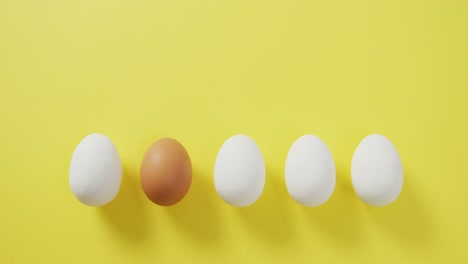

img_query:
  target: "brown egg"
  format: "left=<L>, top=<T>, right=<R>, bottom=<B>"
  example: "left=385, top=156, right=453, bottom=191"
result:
left=140, top=138, right=192, bottom=206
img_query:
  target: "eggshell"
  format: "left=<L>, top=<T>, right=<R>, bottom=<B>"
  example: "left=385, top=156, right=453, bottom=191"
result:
left=214, top=134, right=265, bottom=207
left=351, top=134, right=403, bottom=206
left=69, top=133, right=122, bottom=207
left=140, top=138, right=192, bottom=206
left=285, top=135, right=336, bottom=206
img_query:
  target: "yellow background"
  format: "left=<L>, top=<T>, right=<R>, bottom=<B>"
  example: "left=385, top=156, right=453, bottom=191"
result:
left=1, top=0, right=467, bottom=263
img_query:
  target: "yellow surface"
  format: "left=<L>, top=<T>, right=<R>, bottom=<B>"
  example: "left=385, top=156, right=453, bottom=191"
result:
left=1, top=0, right=467, bottom=263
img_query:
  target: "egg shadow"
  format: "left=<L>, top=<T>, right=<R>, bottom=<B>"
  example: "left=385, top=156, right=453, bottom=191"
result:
left=238, top=163, right=296, bottom=245
left=365, top=166, right=432, bottom=244
left=100, top=164, right=152, bottom=244
left=302, top=164, right=363, bottom=245
left=166, top=166, right=222, bottom=244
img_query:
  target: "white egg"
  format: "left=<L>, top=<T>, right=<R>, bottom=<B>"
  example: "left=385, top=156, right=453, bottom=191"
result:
left=214, top=134, right=265, bottom=207
left=285, top=135, right=336, bottom=206
left=351, top=134, right=403, bottom=206
left=69, top=133, right=122, bottom=207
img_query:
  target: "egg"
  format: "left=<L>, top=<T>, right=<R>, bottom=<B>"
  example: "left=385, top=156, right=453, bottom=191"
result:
left=69, top=133, right=122, bottom=207
left=214, top=134, right=265, bottom=207
left=285, top=135, right=336, bottom=206
left=351, top=134, right=403, bottom=206
left=140, top=138, right=192, bottom=206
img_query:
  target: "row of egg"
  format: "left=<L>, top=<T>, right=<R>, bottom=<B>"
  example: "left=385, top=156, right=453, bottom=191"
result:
left=69, top=133, right=403, bottom=208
